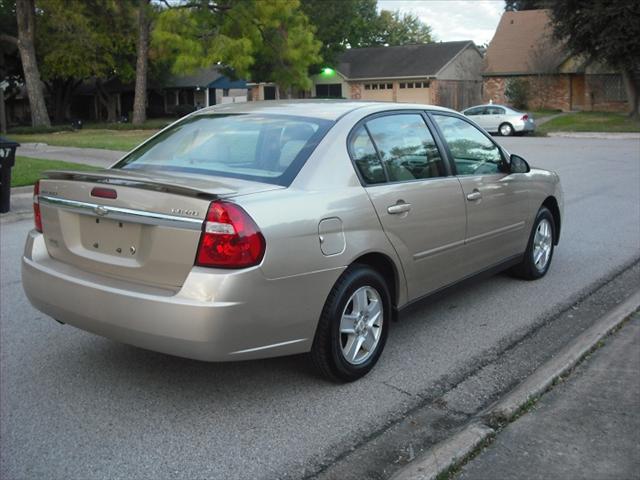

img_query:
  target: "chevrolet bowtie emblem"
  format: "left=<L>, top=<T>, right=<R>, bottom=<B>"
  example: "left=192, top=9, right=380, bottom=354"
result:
left=95, top=205, right=109, bottom=216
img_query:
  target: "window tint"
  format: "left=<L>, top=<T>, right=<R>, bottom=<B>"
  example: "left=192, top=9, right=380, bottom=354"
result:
left=433, top=115, right=504, bottom=175
left=487, top=106, right=505, bottom=115
left=114, top=113, right=331, bottom=185
left=365, top=114, right=444, bottom=182
left=465, top=107, right=484, bottom=116
left=350, top=126, right=386, bottom=184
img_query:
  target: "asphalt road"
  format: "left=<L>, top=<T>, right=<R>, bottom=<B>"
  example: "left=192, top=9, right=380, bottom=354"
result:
left=1, top=136, right=639, bottom=480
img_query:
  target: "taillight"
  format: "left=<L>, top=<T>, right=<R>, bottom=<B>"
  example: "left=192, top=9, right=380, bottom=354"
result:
left=33, top=180, right=42, bottom=232
left=521, top=114, right=529, bottom=121
left=195, top=201, right=265, bottom=268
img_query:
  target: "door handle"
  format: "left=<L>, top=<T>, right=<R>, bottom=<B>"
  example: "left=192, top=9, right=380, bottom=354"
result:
left=387, top=202, right=412, bottom=215
left=466, top=190, right=482, bottom=201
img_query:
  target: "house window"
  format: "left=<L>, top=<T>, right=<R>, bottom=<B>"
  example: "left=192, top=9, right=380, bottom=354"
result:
left=364, top=84, right=371, bottom=90
left=387, top=83, right=393, bottom=89
left=372, top=84, right=378, bottom=90
left=400, top=83, right=406, bottom=89
left=223, top=88, right=230, bottom=96
left=315, top=83, right=343, bottom=98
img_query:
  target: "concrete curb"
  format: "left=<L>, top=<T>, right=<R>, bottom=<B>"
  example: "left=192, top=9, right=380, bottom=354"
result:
left=390, top=290, right=640, bottom=480
left=391, top=423, right=495, bottom=480
left=548, top=132, right=640, bottom=140
left=485, top=289, right=640, bottom=425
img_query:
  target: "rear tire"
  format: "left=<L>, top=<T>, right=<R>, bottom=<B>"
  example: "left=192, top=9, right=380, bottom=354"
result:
left=311, top=265, right=391, bottom=382
left=511, top=207, right=555, bottom=280
left=499, top=122, right=514, bottom=136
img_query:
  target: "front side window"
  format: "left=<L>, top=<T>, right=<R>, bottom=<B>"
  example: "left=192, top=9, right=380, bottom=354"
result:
left=114, top=113, right=331, bottom=185
left=465, top=107, right=484, bottom=116
left=432, top=114, right=504, bottom=176
left=364, top=114, right=444, bottom=182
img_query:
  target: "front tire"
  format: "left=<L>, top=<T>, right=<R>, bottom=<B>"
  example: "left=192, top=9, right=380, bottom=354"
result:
left=499, top=122, right=514, bottom=136
left=511, top=207, right=555, bottom=280
left=311, top=265, right=391, bottom=382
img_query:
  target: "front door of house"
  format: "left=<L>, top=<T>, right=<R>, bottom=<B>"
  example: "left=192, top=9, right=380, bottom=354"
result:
left=571, top=75, right=585, bottom=110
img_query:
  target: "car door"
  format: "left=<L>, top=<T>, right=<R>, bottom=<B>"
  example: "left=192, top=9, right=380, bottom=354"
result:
left=430, top=113, right=530, bottom=274
left=486, top=106, right=506, bottom=132
left=349, top=112, right=467, bottom=301
left=465, top=107, right=488, bottom=130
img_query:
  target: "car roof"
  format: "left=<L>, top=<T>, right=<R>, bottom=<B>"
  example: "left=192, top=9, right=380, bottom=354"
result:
left=196, top=99, right=458, bottom=121
left=465, top=104, right=515, bottom=110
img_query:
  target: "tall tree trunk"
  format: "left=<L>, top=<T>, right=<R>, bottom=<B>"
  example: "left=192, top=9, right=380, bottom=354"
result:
left=621, top=68, right=639, bottom=119
left=15, top=0, right=50, bottom=127
left=0, top=87, right=6, bottom=134
left=132, top=0, right=150, bottom=125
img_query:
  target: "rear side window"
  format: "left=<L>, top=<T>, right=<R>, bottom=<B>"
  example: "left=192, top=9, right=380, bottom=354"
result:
left=114, top=113, right=332, bottom=186
left=350, top=126, right=386, bottom=184
left=365, top=114, right=445, bottom=182
left=433, top=114, right=504, bottom=175
left=487, top=106, right=506, bottom=115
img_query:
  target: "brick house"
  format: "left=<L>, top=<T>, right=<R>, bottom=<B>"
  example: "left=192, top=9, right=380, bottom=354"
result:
left=483, top=9, right=628, bottom=112
left=310, top=41, right=484, bottom=111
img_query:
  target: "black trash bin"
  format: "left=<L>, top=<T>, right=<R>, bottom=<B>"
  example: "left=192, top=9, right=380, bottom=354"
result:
left=0, top=137, right=20, bottom=213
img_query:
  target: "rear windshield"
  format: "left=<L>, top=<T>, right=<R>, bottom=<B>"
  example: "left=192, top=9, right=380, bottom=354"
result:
left=113, top=113, right=333, bottom=185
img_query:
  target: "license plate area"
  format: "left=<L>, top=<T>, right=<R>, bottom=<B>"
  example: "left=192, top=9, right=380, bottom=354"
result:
left=79, top=215, right=142, bottom=259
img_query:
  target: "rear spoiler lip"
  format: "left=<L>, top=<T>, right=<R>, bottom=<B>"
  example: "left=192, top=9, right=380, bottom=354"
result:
left=42, top=169, right=226, bottom=200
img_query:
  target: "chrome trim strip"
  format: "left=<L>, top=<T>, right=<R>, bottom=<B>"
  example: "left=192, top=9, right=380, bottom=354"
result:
left=466, top=221, right=525, bottom=245
left=414, top=239, right=466, bottom=261
left=229, top=338, right=308, bottom=355
left=39, top=195, right=204, bottom=230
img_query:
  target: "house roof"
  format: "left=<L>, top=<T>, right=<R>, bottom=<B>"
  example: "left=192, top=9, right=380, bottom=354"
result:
left=484, top=9, right=568, bottom=75
left=335, top=41, right=476, bottom=80
left=165, top=67, right=223, bottom=88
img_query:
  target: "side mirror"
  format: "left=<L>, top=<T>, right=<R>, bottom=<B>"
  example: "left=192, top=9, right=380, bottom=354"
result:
left=510, top=154, right=530, bottom=174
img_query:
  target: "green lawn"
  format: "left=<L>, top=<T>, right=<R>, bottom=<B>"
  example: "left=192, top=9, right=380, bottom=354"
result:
left=11, top=156, right=101, bottom=187
left=8, top=129, right=157, bottom=151
left=530, top=109, right=563, bottom=117
left=538, top=111, right=640, bottom=134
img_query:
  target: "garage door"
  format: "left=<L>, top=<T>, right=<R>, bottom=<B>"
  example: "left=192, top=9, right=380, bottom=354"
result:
left=361, top=82, right=394, bottom=101
left=397, top=81, right=431, bottom=103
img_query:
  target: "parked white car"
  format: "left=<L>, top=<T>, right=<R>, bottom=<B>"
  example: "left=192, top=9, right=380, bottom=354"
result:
left=462, top=104, right=535, bottom=136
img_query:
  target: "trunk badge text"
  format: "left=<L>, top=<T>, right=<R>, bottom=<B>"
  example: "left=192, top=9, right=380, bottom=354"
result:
left=171, top=208, right=199, bottom=216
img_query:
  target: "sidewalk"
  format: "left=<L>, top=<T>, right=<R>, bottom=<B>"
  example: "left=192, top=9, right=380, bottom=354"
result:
left=457, top=312, right=640, bottom=480
left=17, top=143, right=123, bottom=167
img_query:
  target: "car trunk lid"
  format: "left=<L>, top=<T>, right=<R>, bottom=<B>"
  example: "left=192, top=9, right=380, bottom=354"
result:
left=37, top=169, right=282, bottom=289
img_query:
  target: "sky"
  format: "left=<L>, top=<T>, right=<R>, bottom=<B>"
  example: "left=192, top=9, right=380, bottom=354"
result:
left=377, top=0, right=505, bottom=46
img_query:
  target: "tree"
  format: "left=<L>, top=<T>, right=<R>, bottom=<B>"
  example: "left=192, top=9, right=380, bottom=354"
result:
left=132, top=0, right=151, bottom=124
left=153, top=0, right=321, bottom=93
left=300, top=0, right=378, bottom=64
left=549, top=1, right=640, bottom=117
left=373, top=10, right=433, bottom=46
left=36, top=0, right=137, bottom=123
left=10, top=0, right=50, bottom=127
left=504, top=0, right=551, bottom=11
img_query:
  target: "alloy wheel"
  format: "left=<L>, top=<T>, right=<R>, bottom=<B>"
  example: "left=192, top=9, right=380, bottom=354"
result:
left=339, top=286, right=383, bottom=365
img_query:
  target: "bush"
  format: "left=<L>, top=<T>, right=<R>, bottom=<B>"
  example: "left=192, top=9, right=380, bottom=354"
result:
left=172, top=104, right=196, bottom=117
left=7, top=125, right=75, bottom=135
left=505, top=78, right=530, bottom=110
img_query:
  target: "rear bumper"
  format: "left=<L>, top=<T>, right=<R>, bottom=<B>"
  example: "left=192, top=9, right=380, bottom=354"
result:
left=514, top=120, right=535, bottom=133
left=22, top=231, right=342, bottom=361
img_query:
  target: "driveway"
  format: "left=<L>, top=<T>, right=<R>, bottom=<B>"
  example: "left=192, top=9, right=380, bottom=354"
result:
left=1, top=136, right=639, bottom=479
